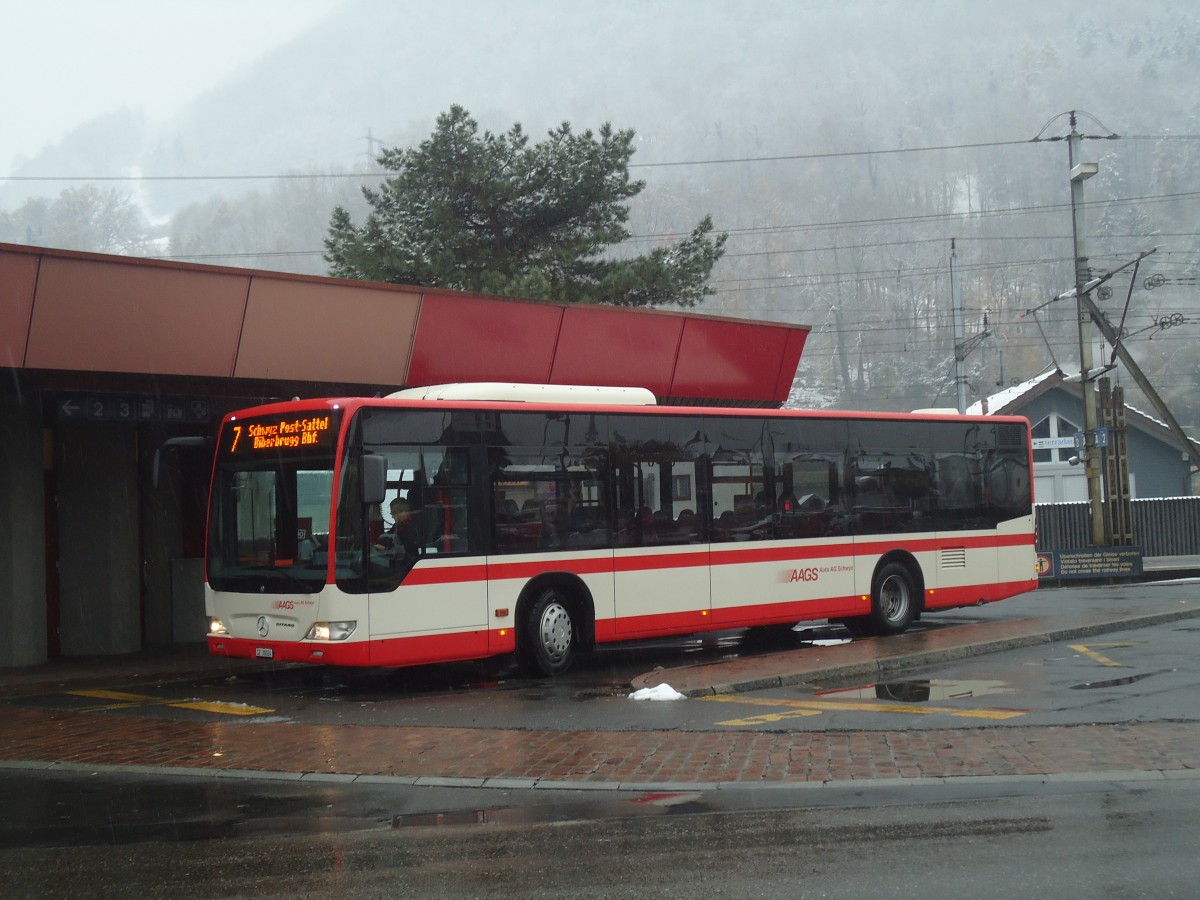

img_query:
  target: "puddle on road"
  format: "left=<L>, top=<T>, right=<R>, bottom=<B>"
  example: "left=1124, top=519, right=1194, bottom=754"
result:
left=814, top=679, right=1019, bottom=703
left=574, top=684, right=635, bottom=700
left=1070, top=671, right=1158, bottom=690
left=392, top=791, right=713, bottom=829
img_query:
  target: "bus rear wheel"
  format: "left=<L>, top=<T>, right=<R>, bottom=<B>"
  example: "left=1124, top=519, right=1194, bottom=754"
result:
left=518, top=587, right=577, bottom=677
left=868, top=562, right=916, bottom=635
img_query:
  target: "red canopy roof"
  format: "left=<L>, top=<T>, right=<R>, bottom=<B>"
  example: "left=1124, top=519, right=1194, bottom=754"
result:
left=1, top=242, right=808, bottom=406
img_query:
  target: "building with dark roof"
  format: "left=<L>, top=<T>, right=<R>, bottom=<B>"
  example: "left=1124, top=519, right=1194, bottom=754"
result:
left=968, top=368, right=1199, bottom=503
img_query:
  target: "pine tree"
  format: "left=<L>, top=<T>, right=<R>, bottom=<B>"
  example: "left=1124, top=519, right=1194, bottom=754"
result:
left=324, top=105, right=726, bottom=307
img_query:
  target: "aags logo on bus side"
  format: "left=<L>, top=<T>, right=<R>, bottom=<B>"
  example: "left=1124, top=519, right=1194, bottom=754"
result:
left=787, top=567, right=820, bottom=583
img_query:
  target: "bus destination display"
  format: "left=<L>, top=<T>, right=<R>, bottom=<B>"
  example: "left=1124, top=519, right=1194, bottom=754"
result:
left=225, top=413, right=339, bottom=456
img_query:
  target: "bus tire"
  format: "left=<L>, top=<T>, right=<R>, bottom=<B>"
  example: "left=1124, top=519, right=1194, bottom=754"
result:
left=869, top=562, right=916, bottom=635
left=518, top=587, right=577, bottom=677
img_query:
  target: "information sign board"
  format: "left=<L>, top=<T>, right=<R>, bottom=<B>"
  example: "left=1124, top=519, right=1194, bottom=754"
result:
left=1036, top=546, right=1143, bottom=580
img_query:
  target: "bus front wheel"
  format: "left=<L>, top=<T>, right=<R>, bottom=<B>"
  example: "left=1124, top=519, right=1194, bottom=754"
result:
left=869, top=562, right=916, bottom=635
left=518, top=587, right=577, bottom=677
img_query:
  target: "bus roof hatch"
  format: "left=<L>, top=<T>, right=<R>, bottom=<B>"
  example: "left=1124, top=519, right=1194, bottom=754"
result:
left=386, top=383, right=658, bottom=406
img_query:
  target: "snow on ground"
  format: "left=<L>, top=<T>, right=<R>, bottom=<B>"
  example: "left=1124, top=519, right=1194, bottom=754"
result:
left=628, top=683, right=687, bottom=701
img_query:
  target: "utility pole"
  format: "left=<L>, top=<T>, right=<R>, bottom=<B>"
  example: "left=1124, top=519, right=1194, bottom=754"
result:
left=1067, top=111, right=1107, bottom=546
left=831, top=241, right=853, bottom=396
left=949, top=239, right=990, bottom=413
left=951, top=239, right=968, bottom=413
left=362, top=128, right=384, bottom=170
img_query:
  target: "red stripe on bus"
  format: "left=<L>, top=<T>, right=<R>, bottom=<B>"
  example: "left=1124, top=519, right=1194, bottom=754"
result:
left=400, top=532, right=1035, bottom=585
left=209, top=629, right=505, bottom=668
left=208, top=635, right=373, bottom=667
left=486, top=557, right=616, bottom=581
left=401, top=564, right=490, bottom=586
left=923, top=578, right=1037, bottom=610
left=207, top=571, right=1036, bottom=668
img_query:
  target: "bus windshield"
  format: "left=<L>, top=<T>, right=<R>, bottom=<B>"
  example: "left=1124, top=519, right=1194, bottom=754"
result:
left=207, top=410, right=342, bottom=593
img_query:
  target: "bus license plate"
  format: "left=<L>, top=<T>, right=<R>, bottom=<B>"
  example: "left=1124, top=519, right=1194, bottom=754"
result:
left=255, top=647, right=274, bottom=659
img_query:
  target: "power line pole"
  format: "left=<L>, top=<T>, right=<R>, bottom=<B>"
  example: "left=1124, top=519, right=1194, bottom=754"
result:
left=951, top=239, right=968, bottom=413
left=1067, top=111, right=1107, bottom=546
left=361, top=128, right=384, bottom=170
left=831, top=241, right=853, bottom=395
left=949, top=239, right=990, bottom=413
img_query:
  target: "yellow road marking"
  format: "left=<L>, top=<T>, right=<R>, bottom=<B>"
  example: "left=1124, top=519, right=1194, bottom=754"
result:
left=699, top=693, right=1026, bottom=724
left=1069, top=642, right=1139, bottom=668
left=167, top=700, right=273, bottom=716
left=68, top=689, right=272, bottom=716
left=69, top=689, right=155, bottom=702
left=706, top=707, right=824, bottom=727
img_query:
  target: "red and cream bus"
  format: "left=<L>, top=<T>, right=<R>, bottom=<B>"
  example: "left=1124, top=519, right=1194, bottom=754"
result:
left=204, top=383, right=1037, bottom=676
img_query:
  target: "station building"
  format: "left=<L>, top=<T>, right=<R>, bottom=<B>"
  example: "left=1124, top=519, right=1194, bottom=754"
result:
left=968, top=368, right=1200, bottom=503
left=0, top=242, right=808, bottom=667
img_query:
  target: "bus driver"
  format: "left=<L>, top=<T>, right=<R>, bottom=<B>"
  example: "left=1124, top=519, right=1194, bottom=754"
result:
left=376, top=496, right=421, bottom=559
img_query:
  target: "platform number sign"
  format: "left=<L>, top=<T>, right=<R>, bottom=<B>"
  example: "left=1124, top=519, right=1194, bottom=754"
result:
left=53, top=392, right=209, bottom=423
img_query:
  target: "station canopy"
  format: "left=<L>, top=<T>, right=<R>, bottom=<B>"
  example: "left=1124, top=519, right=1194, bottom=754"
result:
left=1, top=242, right=809, bottom=407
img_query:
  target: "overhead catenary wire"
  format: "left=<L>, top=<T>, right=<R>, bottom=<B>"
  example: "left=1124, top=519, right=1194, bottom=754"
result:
left=6, top=131, right=1200, bottom=183
left=0, top=137, right=1056, bottom=182
left=13, top=123, right=1197, bottom=288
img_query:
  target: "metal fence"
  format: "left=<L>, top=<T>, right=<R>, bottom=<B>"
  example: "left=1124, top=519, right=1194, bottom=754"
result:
left=1036, top=497, right=1200, bottom=557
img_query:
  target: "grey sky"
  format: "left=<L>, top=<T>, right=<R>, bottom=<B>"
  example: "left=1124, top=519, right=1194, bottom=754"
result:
left=1, top=0, right=345, bottom=175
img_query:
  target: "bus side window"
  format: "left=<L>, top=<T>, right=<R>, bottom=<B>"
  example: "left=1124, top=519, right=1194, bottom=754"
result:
left=422, top=447, right=472, bottom=554
left=849, top=449, right=932, bottom=534
left=421, top=491, right=454, bottom=553
left=935, top=452, right=981, bottom=516
left=778, top=457, right=840, bottom=538
left=491, top=447, right=608, bottom=554
left=709, top=460, right=769, bottom=542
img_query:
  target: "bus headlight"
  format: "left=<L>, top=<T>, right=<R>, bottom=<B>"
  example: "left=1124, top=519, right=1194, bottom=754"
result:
left=209, top=618, right=228, bottom=635
left=305, top=621, right=357, bottom=641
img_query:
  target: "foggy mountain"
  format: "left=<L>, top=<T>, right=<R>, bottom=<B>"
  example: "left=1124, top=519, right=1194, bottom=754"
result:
left=3, top=0, right=1199, bottom=416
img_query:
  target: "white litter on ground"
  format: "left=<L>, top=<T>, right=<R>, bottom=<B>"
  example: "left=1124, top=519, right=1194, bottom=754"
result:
left=628, top=683, right=687, bottom=701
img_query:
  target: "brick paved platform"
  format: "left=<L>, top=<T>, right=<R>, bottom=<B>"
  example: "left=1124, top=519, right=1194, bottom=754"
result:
left=1, top=705, right=1198, bottom=787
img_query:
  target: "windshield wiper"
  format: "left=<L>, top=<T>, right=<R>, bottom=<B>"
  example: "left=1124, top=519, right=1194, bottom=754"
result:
left=236, top=563, right=317, bottom=593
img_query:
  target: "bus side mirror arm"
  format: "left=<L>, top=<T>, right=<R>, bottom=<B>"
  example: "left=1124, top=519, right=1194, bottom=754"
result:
left=361, top=454, right=388, bottom=506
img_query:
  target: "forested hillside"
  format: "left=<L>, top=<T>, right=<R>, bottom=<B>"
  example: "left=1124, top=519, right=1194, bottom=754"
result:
left=2, top=0, right=1197, bottom=419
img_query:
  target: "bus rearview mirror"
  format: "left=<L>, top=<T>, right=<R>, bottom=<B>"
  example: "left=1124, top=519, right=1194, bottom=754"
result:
left=151, top=436, right=211, bottom=489
left=361, top=454, right=388, bottom=506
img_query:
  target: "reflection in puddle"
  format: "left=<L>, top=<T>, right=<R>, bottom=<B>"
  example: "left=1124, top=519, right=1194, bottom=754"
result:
left=816, top=679, right=1018, bottom=703
left=681, top=634, right=743, bottom=657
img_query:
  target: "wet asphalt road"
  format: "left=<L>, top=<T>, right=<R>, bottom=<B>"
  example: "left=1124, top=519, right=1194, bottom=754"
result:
left=5, top=769, right=1199, bottom=898
left=103, top=614, right=1193, bottom=736
left=13, top=580, right=1199, bottom=735
left=4, top=582, right=1200, bottom=895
